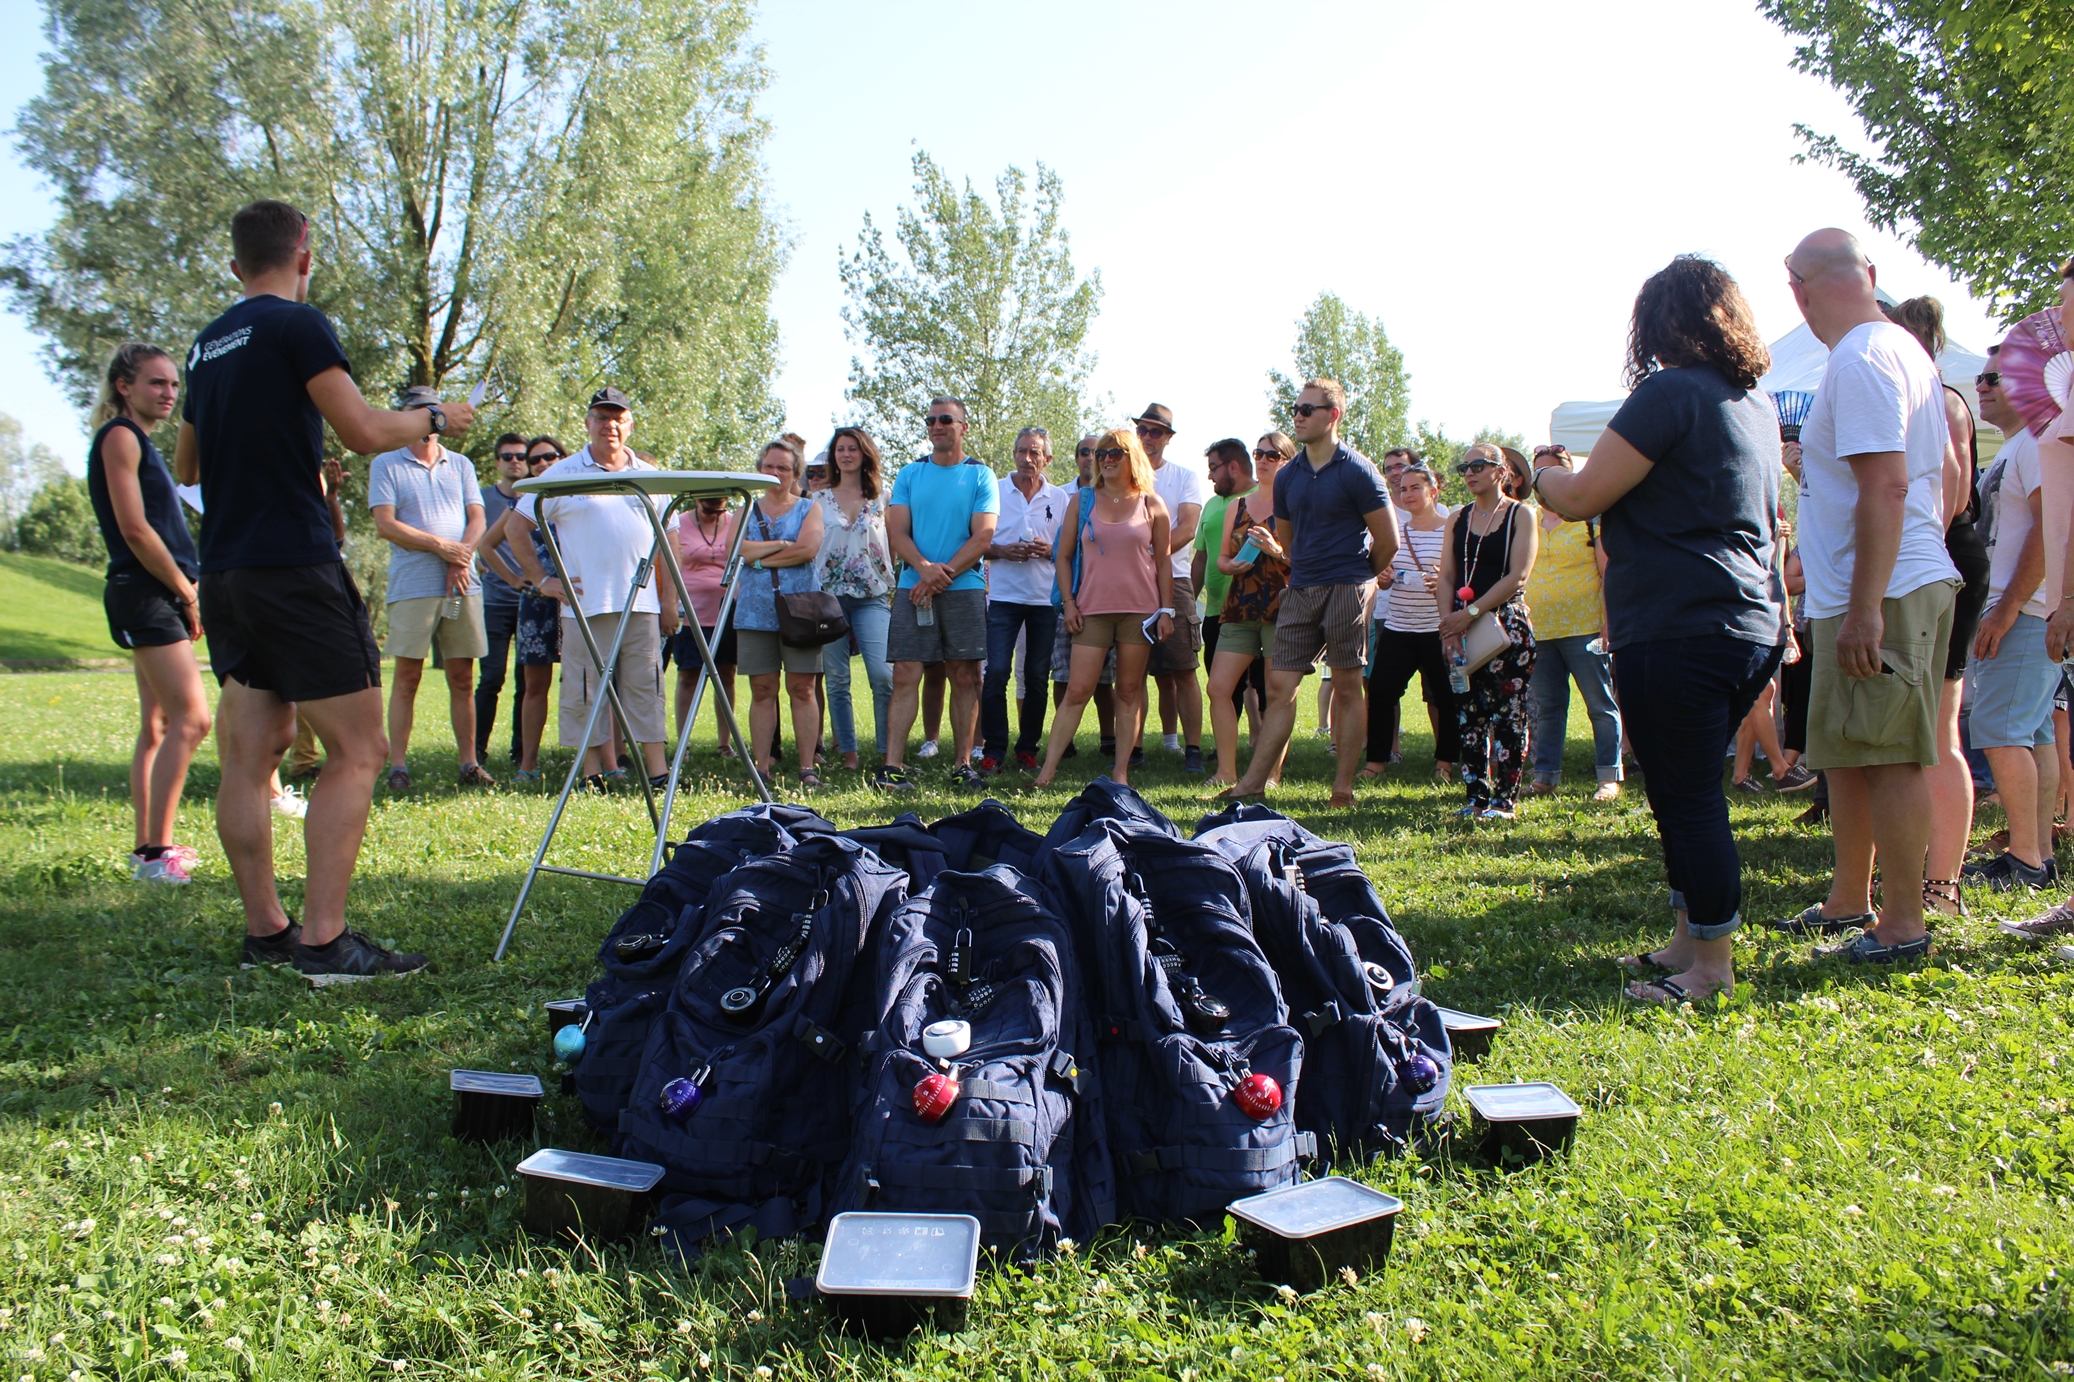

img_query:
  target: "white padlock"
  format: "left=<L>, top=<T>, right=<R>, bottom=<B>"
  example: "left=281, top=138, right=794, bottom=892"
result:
left=921, top=1018, right=972, bottom=1060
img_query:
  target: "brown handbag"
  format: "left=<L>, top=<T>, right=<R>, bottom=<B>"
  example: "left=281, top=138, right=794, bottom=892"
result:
left=757, top=506, right=851, bottom=648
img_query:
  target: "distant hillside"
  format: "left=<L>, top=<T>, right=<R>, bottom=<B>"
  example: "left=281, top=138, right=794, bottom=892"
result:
left=0, top=552, right=121, bottom=665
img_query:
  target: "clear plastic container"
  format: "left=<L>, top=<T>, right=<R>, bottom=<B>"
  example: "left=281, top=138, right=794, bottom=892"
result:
left=1226, top=1177, right=1403, bottom=1292
left=1432, top=1006, right=1502, bottom=1063
left=1463, top=1082, right=1581, bottom=1163
left=816, top=1212, right=981, bottom=1336
left=515, top=1149, right=665, bottom=1240
left=449, top=1070, right=543, bottom=1144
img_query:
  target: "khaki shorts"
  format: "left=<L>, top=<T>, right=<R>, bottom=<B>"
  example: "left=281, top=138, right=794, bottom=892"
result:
left=1271, top=580, right=1377, bottom=674
left=1805, top=578, right=1958, bottom=770
left=734, top=627, right=824, bottom=676
left=385, top=593, right=488, bottom=661
left=1074, top=611, right=1153, bottom=649
left=1215, top=618, right=1277, bottom=662
left=559, top=610, right=667, bottom=748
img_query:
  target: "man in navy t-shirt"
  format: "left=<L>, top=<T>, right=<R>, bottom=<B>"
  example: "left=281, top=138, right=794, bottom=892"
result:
left=173, top=198, right=476, bottom=984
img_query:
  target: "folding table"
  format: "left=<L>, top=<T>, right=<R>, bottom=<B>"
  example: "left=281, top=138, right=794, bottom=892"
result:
left=495, top=469, right=778, bottom=960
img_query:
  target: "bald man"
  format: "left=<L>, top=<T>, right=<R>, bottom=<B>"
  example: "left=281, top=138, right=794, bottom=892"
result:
left=1770, top=228, right=1960, bottom=962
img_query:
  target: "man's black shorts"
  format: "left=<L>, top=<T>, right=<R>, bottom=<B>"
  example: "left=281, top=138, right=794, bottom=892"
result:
left=104, top=569, right=193, bottom=650
left=199, top=562, right=382, bottom=701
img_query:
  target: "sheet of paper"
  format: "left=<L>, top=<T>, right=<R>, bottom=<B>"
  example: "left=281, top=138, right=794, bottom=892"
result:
left=469, top=378, right=489, bottom=407
left=177, top=484, right=204, bottom=514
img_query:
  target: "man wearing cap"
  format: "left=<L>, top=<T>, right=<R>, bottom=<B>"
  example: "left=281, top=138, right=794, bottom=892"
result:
left=367, top=386, right=491, bottom=794
left=505, top=387, right=680, bottom=789
left=1135, top=403, right=1207, bottom=772
left=1222, top=378, right=1399, bottom=808
left=174, top=197, right=475, bottom=982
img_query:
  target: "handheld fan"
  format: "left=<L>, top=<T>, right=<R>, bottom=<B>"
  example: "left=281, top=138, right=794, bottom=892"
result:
left=1999, top=307, right=2072, bottom=439
left=1772, top=390, right=1816, bottom=443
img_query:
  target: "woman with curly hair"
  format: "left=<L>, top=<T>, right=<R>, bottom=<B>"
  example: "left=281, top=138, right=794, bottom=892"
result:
left=1531, top=254, right=1789, bottom=1007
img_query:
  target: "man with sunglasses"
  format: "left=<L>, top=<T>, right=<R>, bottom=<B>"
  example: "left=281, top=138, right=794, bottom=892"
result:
left=473, top=433, right=532, bottom=767
left=1219, top=379, right=1398, bottom=808
left=883, top=395, right=998, bottom=789
left=1195, top=438, right=1264, bottom=735
left=1134, top=403, right=1207, bottom=770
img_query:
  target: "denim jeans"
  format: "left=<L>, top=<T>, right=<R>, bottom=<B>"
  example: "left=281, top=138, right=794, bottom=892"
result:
left=1614, top=634, right=1784, bottom=940
left=982, top=601, right=1058, bottom=757
left=1529, top=633, right=1623, bottom=784
left=824, top=595, right=892, bottom=757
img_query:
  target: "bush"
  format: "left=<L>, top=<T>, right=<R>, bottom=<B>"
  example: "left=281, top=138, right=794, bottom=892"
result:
left=15, top=476, right=104, bottom=565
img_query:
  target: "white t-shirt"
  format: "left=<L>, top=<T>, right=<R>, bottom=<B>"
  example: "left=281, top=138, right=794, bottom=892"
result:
left=1798, top=320, right=1959, bottom=618
left=1151, top=460, right=1205, bottom=579
left=1985, top=430, right=2045, bottom=616
left=991, top=476, right=1072, bottom=606
left=515, top=447, right=670, bottom=618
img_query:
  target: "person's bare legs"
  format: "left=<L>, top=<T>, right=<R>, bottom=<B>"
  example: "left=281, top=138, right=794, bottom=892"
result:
left=714, top=663, right=738, bottom=754
left=1822, top=765, right=1879, bottom=919
left=674, top=666, right=698, bottom=737
left=1093, top=683, right=1116, bottom=742
left=519, top=665, right=551, bottom=772
left=1924, top=677, right=1972, bottom=910
left=131, top=643, right=212, bottom=849
left=386, top=656, right=424, bottom=767
left=213, top=680, right=298, bottom=937
left=886, top=661, right=924, bottom=771
left=748, top=672, right=782, bottom=777
left=922, top=661, right=946, bottom=748
left=1033, top=644, right=1107, bottom=787
left=2056, top=704, right=2073, bottom=827
left=1111, top=644, right=1152, bottom=784
left=947, top=659, right=983, bottom=764
left=444, top=657, right=477, bottom=767
left=290, top=687, right=389, bottom=946
left=1328, top=667, right=1367, bottom=803
left=1629, top=912, right=1736, bottom=1002
left=1231, top=668, right=1305, bottom=796
left=1173, top=667, right=1202, bottom=750
left=786, top=671, right=821, bottom=773
left=1205, top=651, right=1253, bottom=785
left=1983, top=744, right=2047, bottom=868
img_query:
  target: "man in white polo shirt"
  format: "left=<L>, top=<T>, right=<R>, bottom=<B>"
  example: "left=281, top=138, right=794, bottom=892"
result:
left=980, top=426, right=1072, bottom=772
left=505, top=387, right=680, bottom=790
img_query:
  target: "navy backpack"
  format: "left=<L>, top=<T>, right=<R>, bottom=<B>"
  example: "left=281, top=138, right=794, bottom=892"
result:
left=1196, top=803, right=1452, bottom=1157
left=619, top=834, right=908, bottom=1245
left=1042, top=788, right=1306, bottom=1225
left=834, top=865, right=1113, bottom=1256
left=570, top=805, right=831, bottom=1137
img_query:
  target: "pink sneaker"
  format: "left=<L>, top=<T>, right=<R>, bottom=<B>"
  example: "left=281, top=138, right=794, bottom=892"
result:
left=135, top=853, right=194, bottom=885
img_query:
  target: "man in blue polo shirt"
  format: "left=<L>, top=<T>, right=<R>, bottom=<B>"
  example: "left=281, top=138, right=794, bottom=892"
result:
left=1221, top=377, right=1398, bottom=808
left=882, top=395, right=999, bottom=790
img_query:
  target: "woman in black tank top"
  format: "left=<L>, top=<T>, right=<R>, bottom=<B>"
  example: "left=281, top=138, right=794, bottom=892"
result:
left=86, top=343, right=212, bottom=884
left=1437, top=445, right=1540, bottom=819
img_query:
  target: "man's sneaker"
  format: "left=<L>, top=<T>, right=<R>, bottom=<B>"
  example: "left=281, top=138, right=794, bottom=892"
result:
left=386, top=766, right=412, bottom=794
left=1960, top=851, right=2059, bottom=893
left=1015, top=749, right=1040, bottom=771
left=1999, top=902, right=2074, bottom=941
left=874, top=765, right=916, bottom=792
left=1773, top=762, right=1819, bottom=791
left=917, top=740, right=941, bottom=760
left=240, top=922, right=303, bottom=969
left=1731, top=777, right=1766, bottom=794
left=974, top=756, right=1001, bottom=776
left=1162, top=733, right=1181, bottom=753
left=1099, top=737, right=1117, bottom=760
left=950, top=763, right=987, bottom=789
left=135, top=853, right=195, bottom=884
left=1765, top=902, right=1874, bottom=936
left=1129, top=745, right=1145, bottom=768
left=271, top=785, right=308, bottom=819
left=458, top=763, right=497, bottom=788
left=1183, top=746, right=1205, bottom=774
left=292, top=928, right=428, bottom=986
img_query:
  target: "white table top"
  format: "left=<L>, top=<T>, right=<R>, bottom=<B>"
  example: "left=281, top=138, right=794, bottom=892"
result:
left=514, top=470, right=779, bottom=499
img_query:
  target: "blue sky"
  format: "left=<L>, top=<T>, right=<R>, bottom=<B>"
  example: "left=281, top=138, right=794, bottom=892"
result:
left=0, top=0, right=2009, bottom=474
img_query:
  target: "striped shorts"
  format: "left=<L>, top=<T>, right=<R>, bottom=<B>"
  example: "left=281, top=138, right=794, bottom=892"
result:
left=1271, top=580, right=1378, bottom=674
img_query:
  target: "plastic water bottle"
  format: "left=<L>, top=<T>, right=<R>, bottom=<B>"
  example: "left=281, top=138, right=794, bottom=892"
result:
left=441, top=594, right=463, bottom=621
left=1448, top=649, right=1470, bottom=695
left=915, top=597, right=935, bottom=627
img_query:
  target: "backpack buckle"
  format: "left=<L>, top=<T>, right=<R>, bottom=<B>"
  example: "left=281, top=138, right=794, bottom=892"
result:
left=1303, top=1003, right=1342, bottom=1037
left=798, top=1021, right=847, bottom=1063
left=1048, top=1049, right=1082, bottom=1095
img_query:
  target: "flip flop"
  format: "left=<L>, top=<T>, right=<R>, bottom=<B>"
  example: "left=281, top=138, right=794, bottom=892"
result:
left=1626, top=976, right=1733, bottom=1007
left=1615, top=949, right=1677, bottom=977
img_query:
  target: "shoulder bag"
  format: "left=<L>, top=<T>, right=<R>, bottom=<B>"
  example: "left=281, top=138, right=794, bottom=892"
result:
left=757, top=505, right=851, bottom=648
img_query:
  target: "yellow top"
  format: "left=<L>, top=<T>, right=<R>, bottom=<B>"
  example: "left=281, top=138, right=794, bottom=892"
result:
left=1528, top=514, right=1602, bottom=641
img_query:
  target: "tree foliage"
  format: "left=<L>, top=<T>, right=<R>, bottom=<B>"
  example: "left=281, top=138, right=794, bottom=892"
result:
left=3, top=0, right=787, bottom=467
left=0, top=413, right=66, bottom=549
left=14, top=475, right=100, bottom=564
left=1267, top=293, right=1411, bottom=460
left=840, top=152, right=1102, bottom=474
left=1760, top=0, right=2073, bottom=322
left=1412, top=421, right=1529, bottom=504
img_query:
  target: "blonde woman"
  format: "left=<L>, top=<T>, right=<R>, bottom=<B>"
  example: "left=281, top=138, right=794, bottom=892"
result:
left=1033, top=428, right=1175, bottom=787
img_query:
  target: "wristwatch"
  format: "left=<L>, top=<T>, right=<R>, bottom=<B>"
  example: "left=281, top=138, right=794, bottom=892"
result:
left=1466, top=603, right=1482, bottom=618
left=425, top=403, right=447, bottom=435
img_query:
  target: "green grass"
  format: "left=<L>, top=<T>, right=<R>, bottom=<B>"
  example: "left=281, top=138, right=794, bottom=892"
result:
left=1, top=666, right=2070, bottom=1380
left=0, top=552, right=122, bottom=663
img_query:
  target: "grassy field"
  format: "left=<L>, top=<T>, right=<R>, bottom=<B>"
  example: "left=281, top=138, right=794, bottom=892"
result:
left=0, top=552, right=124, bottom=663
left=0, top=664, right=2069, bottom=1380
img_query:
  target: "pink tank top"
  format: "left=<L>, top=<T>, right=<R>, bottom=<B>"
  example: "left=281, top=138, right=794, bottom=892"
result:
left=1076, top=493, right=1160, bottom=616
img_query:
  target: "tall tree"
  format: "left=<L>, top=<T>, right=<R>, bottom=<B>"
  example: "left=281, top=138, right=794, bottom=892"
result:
left=840, top=152, right=1102, bottom=473
left=1760, top=0, right=2073, bottom=321
left=1267, top=293, right=1411, bottom=460
left=0, top=413, right=65, bottom=548
left=3, top=0, right=786, bottom=466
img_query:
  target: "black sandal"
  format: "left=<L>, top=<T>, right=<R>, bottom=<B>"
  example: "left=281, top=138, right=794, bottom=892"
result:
left=1625, top=976, right=1732, bottom=1007
left=1924, top=877, right=1966, bottom=918
left=1615, top=949, right=1677, bottom=977
left=798, top=767, right=823, bottom=790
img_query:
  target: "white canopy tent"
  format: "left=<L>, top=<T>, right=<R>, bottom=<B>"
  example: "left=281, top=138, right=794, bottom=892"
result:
left=1549, top=301, right=2002, bottom=454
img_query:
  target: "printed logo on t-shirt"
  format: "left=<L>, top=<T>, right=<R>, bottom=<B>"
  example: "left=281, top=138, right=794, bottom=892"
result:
left=191, top=327, right=253, bottom=368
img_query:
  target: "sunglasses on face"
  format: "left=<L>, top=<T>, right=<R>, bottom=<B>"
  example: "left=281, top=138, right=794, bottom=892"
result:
left=1075, top=446, right=1094, bottom=457
left=1456, top=460, right=1497, bottom=474
left=528, top=453, right=560, bottom=465
left=497, top=451, right=527, bottom=463
left=1291, top=402, right=1334, bottom=418
left=1134, top=424, right=1169, bottom=437
left=1977, top=371, right=2001, bottom=388
left=1093, top=447, right=1126, bottom=462
left=1253, top=448, right=1284, bottom=460
left=924, top=413, right=961, bottom=427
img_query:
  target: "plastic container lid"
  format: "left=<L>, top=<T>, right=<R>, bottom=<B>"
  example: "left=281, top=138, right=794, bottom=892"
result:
left=451, top=1070, right=545, bottom=1098
left=921, top=1019, right=972, bottom=1059
left=1226, top=1176, right=1403, bottom=1239
left=1433, top=1007, right=1501, bottom=1032
left=816, top=1212, right=981, bottom=1297
left=515, top=1149, right=665, bottom=1193
left=1463, top=1082, right=1580, bottom=1122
